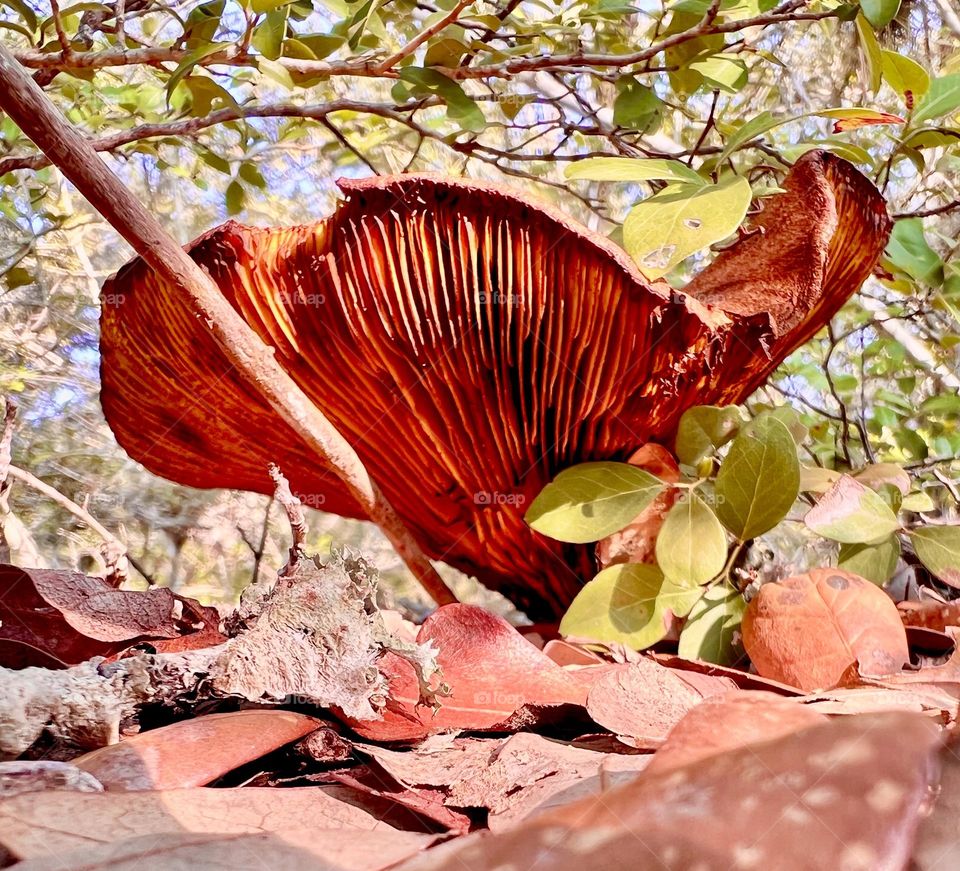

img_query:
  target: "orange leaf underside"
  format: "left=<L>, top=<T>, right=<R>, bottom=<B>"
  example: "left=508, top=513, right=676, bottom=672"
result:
left=100, top=152, right=890, bottom=618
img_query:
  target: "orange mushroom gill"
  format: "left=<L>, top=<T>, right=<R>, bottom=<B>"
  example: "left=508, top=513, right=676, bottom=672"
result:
left=99, top=151, right=890, bottom=619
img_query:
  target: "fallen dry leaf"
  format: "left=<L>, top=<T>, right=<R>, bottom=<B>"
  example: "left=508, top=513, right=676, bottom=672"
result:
left=0, top=564, right=221, bottom=668
left=355, top=737, right=499, bottom=790
left=651, top=651, right=802, bottom=694
left=322, top=769, right=471, bottom=834
left=542, top=639, right=604, bottom=667
left=596, top=444, right=681, bottom=569
left=395, top=712, right=942, bottom=871
left=585, top=658, right=735, bottom=748
left=344, top=604, right=586, bottom=741
left=900, top=599, right=960, bottom=633
left=358, top=732, right=646, bottom=832
left=74, top=710, right=327, bottom=790
left=645, top=690, right=827, bottom=773
left=742, top=568, right=910, bottom=691
left=11, top=828, right=430, bottom=871
left=0, top=786, right=405, bottom=861
left=445, top=732, right=648, bottom=831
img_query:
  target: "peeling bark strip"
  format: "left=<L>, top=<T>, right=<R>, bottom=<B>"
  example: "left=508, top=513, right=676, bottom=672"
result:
left=97, top=156, right=889, bottom=618
left=0, top=43, right=456, bottom=609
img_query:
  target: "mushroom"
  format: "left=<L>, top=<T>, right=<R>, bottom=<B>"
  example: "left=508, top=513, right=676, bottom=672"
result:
left=100, top=151, right=890, bottom=619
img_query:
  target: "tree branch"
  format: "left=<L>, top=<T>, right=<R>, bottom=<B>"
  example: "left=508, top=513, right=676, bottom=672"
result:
left=0, top=42, right=458, bottom=608
left=11, top=2, right=838, bottom=81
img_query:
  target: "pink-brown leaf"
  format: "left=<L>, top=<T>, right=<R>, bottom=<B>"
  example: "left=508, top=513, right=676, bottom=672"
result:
left=74, top=711, right=326, bottom=790
left=742, top=568, right=910, bottom=691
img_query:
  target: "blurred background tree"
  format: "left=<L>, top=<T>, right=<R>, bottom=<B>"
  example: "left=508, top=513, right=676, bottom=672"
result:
left=0, top=0, right=957, bottom=609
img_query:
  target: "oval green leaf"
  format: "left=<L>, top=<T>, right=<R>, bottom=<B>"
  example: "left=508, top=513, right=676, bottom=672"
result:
left=655, top=494, right=728, bottom=585
left=913, top=74, right=960, bottom=125
left=623, top=176, right=752, bottom=279
left=525, top=462, right=665, bottom=544
left=677, top=583, right=747, bottom=666
left=565, top=157, right=704, bottom=185
left=910, top=526, right=960, bottom=587
left=559, top=564, right=703, bottom=650
left=804, top=475, right=901, bottom=544
left=860, top=0, right=901, bottom=29
left=715, top=415, right=801, bottom=541
left=880, top=50, right=930, bottom=101
left=838, top=536, right=901, bottom=585
left=674, top=405, right=743, bottom=465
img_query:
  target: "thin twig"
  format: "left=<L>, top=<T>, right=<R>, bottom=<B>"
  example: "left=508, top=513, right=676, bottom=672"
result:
left=3, top=464, right=152, bottom=585
left=48, top=0, right=74, bottom=59
left=376, top=0, right=472, bottom=72
left=268, top=464, right=306, bottom=576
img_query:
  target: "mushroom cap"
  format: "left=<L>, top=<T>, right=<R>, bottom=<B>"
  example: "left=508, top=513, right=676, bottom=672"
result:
left=100, top=151, right=889, bottom=618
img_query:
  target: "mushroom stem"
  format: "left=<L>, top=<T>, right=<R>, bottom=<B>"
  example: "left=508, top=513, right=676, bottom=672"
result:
left=0, top=44, right=458, bottom=608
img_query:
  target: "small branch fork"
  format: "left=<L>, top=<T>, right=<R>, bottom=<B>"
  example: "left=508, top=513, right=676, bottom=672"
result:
left=0, top=43, right=458, bottom=608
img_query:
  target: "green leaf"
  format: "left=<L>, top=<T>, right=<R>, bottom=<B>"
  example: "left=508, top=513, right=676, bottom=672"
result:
left=719, top=110, right=785, bottom=162
left=838, top=536, right=901, bottom=585
left=612, top=78, right=663, bottom=132
left=910, top=526, right=960, bottom=586
left=799, top=465, right=841, bottom=493
left=854, top=12, right=882, bottom=93
left=0, top=18, right=34, bottom=39
left=288, top=33, right=345, bottom=60
left=674, top=405, right=743, bottom=465
left=559, top=564, right=702, bottom=650
left=565, top=157, right=704, bottom=186
left=525, top=462, right=665, bottom=544
left=913, top=75, right=960, bottom=125
left=225, top=180, right=245, bottom=215
left=181, top=0, right=225, bottom=47
left=623, top=176, right=752, bottom=279
left=885, top=218, right=944, bottom=285
left=655, top=494, right=728, bottom=585
left=902, top=491, right=936, bottom=512
left=805, top=475, right=901, bottom=544
left=238, top=163, right=267, bottom=188
left=166, top=41, right=230, bottom=103
left=715, top=415, right=800, bottom=541
left=880, top=50, right=930, bottom=102
left=252, top=8, right=288, bottom=60
left=677, top=583, right=746, bottom=666
left=399, top=67, right=485, bottom=132
left=251, top=0, right=297, bottom=12
left=860, top=0, right=900, bottom=29
left=0, top=0, right=38, bottom=31
left=258, top=57, right=296, bottom=90
left=689, top=55, right=748, bottom=93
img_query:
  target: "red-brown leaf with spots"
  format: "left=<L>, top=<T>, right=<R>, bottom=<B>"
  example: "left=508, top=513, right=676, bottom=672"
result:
left=742, top=568, right=910, bottom=691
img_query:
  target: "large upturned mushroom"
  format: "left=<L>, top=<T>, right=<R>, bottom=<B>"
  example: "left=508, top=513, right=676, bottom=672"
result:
left=100, top=151, right=890, bottom=619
